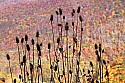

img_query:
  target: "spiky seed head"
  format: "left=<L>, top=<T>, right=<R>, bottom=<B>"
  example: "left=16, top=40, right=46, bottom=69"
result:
left=40, top=42, right=42, bottom=46
left=65, top=22, right=69, bottom=31
left=48, top=43, right=51, bottom=49
left=105, top=70, right=109, bottom=77
left=27, top=72, right=29, bottom=76
left=14, top=78, right=16, bottom=83
left=21, top=38, right=24, bottom=43
left=95, top=50, right=99, bottom=55
left=81, top=28, right=83, bottom=31
left=72, top=12, right=74, bottom=17
left=79, top=15, right=83, bottom=22
left=103, top=60, right=106, bottom=65
left=58, top=24, right=62, bottom=26
left=31, top=39, right=35, bottom=45
left=69, top=70, right=72, bottom=74
left=72, top=9, right=75, bottom=13
left=54, top=65, right=57, bottom=71
left=63, top=16, right=65, bottom=19
left=77, top=6, right=81, bottom=13
left=102, top=49, right=104, bottom=53
left=97, top=55, right=101, bottom=62
left=36, top=43, right=40, bottom=51
left=6, top=54, right=10, bottom=60
left=21, top=62, right=23, bottom=66
left=73, top=37, right=77, bottom=43
left=83, top=68, right=85, bottom=72
left=77, top=60, right=79, bottom=65
left=23, top=55, right=26, bottom=63
left=25, top=34, right=28, bottom=42
left=50, top=65, right=53, bottom=69
left=59, top=47, right=63, bottom=53
left=56, top=11, right=58, bottom=15
left=57, top=37, right=60, bottom=44
left=16, top=37, right=19, bottom=44
left=72, top=22, right=74, bottom=26
left=26, top=44, right=30, bottom=51
left=88, top=70, right=90, bottom=74
left=95, top=44, right=98, bottom=49
left=90, top=61, right=93, bottom=67
left=50, top=15, right=53, bottom=22
left=36, top=31, right=39, bottom=38
left=59, top=8, right=62, bottom=15
left=19, top=75, right=21, bottom=79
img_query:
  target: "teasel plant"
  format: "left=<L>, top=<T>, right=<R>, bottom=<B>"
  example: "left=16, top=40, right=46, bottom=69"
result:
left=16, top=37, right=23, bottom=76
left=76, top=6, right=81, bottom=38
left=65, top=22, right=70, bottom=83
left=48, top=43, right=54, bottom=82
left=31, top=38, right=35, bottom=82
left=21, top=37, right=24, bottom=55
left=23, top=55, right=26, bottom=83
left=6, top=54, right=13, bottom=83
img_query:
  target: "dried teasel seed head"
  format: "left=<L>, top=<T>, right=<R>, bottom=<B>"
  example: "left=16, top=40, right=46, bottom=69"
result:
left=72, top=9, right=75, bottom=13
left=19, top=75, right=21, bottom=79
left=48, top=43, right=51, bottom=49
left=103, top=59, right=106, bottom=65
left=21, top=38, right=24, bottom=43
left=83, top=68, right=85, bottom=73
left=27, top=72, right=29, bottom=76
left=90, top=61, right=93, bottom=67
left=54, top=65, right=58, bottom=71
left=50, top=15, right=53, bottom=22
left=79, top=15, right=83, bottom=22
left=65, top=22, right=69, bottom=31
left=57, top=37, right=60, bottom=44
left=59, top=47, right=63, bottom=53
left=23, top=55, right=26, bottom=63
left=6, top=54, right=10, bottom=60
left=50, top=65, right=53, bottom=69
left=59, top=8, right=62, bottom=15
left=40, top=42, right=43, bottom=46
left=72, top=22, right=74, bottom=26
left=63, top=16, right=65, bottom=19
left=91, top=79, right=94, bottom=83
left=77, top=60, right=79, bottom=65
left=14, top=78, right=16, bottom=83
left=25, top=34, right=28, bottom=42
left=16, top=37, right=19, bottom=44
left=36, top=43, right=40, bottom=51
left=95, top=44, right=98, bottom=49
left=31, top=39, right=35, bottom=45
left=95, top=50, right=99, bottom=56
left=56, top=11, right=58, bottom=15
left=69, top=70, right=72, bottom=74
left=105, top=70, right=109, bottom=77
left=36, top=31, right=39, bottom=38
left=73, top=37, right=77, bottom=43
left=26, top=44, right=30, bottom=51
left=77, top=6, right=81, bottom=13
left=88, top=70, right=90, bottom=74
left=102, top=49, right=104, bottom=53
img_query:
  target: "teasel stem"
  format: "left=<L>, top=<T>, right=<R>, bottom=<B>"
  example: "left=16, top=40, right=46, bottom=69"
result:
left=23, top=55, right=26, bottom=83
left=99, top=44, right=102, bottom=83
left=31, top=38, right=35, bottom=82
left=48, top=43, right=53, bottom=82
left=7, top=55, right=13, bottom=83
